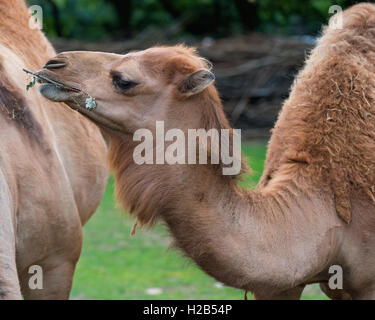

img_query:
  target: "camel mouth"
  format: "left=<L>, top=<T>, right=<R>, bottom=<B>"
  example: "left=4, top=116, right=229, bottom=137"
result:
left=38, top=82, right=79, bottom=103
left=37, top=73, right=128, bottom=136
left=36, top=74, right=80, bottom=92
left=35, top=71, right=82, bottom=103
left=31, top=70, right=129, bottom=136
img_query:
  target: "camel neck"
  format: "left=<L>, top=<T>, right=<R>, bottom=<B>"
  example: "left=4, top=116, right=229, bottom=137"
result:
left=109, top=134, right=332, bottom=290
left=163, top=173, right=338, bottom=291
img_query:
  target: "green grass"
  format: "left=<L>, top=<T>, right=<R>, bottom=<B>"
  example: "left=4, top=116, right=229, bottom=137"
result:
left=70, top=142, right=326, bottom=300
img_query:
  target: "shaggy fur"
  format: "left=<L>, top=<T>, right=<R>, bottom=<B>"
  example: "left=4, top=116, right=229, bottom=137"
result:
left=261, top=3, right=375, bottom=223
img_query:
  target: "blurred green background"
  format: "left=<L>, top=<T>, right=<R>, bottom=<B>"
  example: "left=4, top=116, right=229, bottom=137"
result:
left=27, top=0, right=361, bottom=41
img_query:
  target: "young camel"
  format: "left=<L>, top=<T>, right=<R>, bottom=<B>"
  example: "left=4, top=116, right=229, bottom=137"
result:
left=37, top=3, right=375, bottom=299
left=0, top=0, right=108, bottom=299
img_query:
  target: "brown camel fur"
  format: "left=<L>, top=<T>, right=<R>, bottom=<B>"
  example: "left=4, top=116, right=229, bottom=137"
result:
left=0, top=0, right=108, bottom=299
left=37, top=3, right=375, bottom=299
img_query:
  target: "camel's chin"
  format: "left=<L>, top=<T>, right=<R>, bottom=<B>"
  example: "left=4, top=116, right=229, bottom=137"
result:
left=38, top=84, right=75, bottom=102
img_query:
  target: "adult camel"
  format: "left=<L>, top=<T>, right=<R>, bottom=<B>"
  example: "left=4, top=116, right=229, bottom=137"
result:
left=0, top=0, right=107, bottom=299
left=36, top=3, right=375, bottom=299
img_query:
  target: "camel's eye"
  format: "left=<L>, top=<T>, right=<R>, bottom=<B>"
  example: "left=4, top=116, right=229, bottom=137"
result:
left=112, top=73, right=138, bottom=92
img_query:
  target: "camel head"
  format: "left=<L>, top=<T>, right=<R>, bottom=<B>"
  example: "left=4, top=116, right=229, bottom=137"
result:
left=37, top=46, right=217, bottom=136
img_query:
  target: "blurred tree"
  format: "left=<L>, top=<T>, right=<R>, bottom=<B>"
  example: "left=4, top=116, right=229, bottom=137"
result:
left=234, top=0, right=259, bottom=31
left=157, top=0, right=241, bottom=36
left=26, top=0, right=367, bottom=40
left=44, top=0, right=62, bottom=36
left=158, top=0, right=179, bottom=19
left=257, top=0, right=364, bottom=35
left=105, top=0, right=132, bottom=37
left=28, top=0, right=117, bottom=40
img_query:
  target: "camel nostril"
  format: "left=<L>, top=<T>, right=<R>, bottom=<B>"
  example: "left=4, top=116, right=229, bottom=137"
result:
left=43, top=59, right=67, bottom=70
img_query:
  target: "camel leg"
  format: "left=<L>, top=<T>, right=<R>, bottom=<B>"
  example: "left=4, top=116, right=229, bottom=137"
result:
left=19, top=259, right=77, bottom=300
left=0, top=175, right=22, bottom=299
left=254, top=285, right=305, bottom=300
left=0, top=247, right=22, bottom=300
left=319, top=283, right=351, bottom=300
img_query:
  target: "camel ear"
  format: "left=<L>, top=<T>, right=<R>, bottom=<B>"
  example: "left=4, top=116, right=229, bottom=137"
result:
left=178, top=68, right=215, bottom=96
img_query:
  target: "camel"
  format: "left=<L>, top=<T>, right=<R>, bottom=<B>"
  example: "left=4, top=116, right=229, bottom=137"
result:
left=0, top=0, right=108, bottom=299
left=36, top=3, right=375, bottom=299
